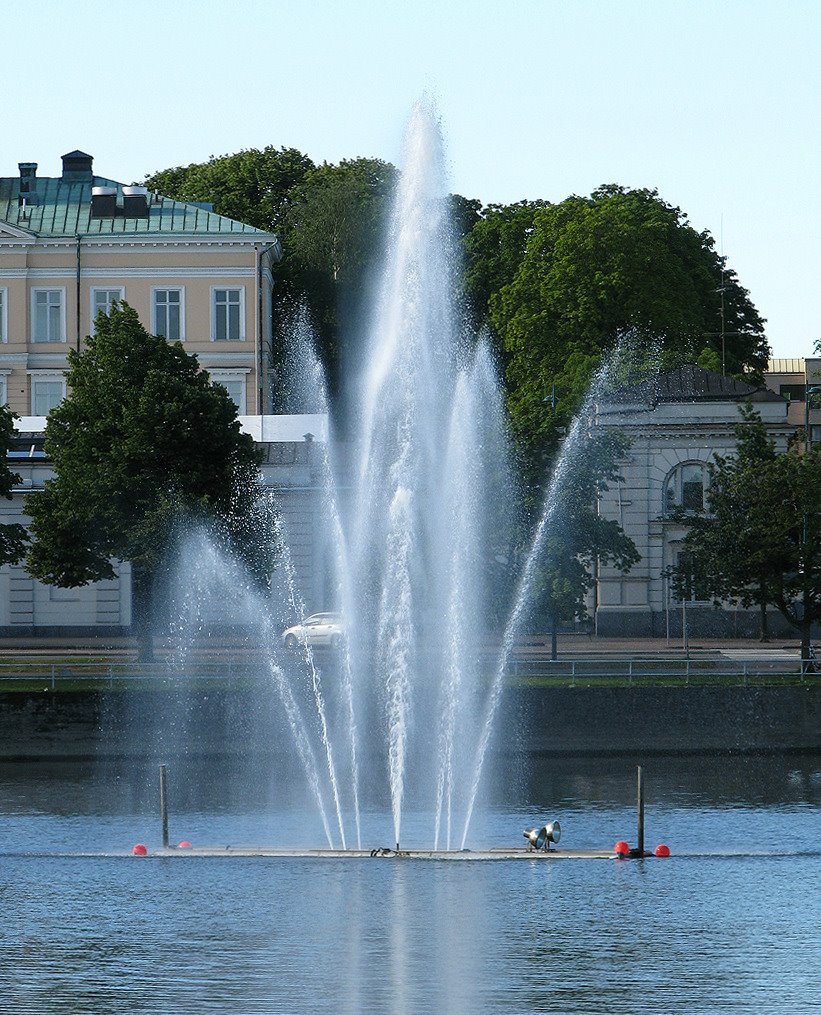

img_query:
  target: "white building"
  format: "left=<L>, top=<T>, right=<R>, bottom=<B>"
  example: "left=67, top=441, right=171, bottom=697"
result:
left=594, top=365, right=791, bottom=637
left=0, top=416, right=328, bottom=636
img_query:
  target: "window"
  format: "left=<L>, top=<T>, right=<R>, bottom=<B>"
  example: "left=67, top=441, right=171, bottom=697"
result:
left=31, top=376, right=66, bottom=416
left=664, top=463, right=706, bottom=514
left=210, top=372, right=247, bottom=414
left=153, top=288, right=184, bottom=342
left=0, top=375, right=7, bottom=406
left=32, top=288, right=65, bottom=343
left=0, top=288, right=6, bottom=342
left=90, top=288, right=124, bottom=332
left=780, top=383, right=807, bottom=402
left=212, top=287, right=244, bottom=341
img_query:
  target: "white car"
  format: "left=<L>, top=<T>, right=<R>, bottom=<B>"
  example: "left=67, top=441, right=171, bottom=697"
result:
left=282, top=613, right=344, bottom=650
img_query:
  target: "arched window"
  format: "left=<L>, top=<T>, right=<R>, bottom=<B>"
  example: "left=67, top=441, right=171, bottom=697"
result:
left=664, top=463, right=706, bottom=514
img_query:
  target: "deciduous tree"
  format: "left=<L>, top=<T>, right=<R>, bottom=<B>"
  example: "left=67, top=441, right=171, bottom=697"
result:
left=531, top=429, right=640, bottom=658
left=672, top=406, right=821, bottom=666
left=488, top=186, right=768, bottom=468
left=25, top=305, right=262, bottom=658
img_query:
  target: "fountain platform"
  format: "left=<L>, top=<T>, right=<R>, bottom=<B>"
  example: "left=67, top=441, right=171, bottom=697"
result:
left=139, top=846, right=618, bottom=860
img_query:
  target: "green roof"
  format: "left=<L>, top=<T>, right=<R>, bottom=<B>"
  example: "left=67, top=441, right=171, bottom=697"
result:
left=0, top=174, right=271, bottom=237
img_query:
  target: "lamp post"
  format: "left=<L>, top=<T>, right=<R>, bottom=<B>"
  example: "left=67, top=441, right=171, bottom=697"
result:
left=804, top=385, right=821, bottom=450
left=800, top=384, right=821, bottom=672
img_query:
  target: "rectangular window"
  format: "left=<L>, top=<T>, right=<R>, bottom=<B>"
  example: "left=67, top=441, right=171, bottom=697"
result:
left=152, top=288, right=184, bottom=341
left=32, top=288, right=65, bottom=343
left=0, top=376, right=7, bottom=406
left=212, top=288, right=243, bottom=341
left=0, top=288, right=6, bottom=342
left=32, top=378, right=65, bottom=416
left=91, top=288, right=124, bottom=333
left=211, top=375, right=246, bottom=414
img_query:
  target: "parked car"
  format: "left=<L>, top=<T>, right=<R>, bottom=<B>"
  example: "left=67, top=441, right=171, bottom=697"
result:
left=282, top=613, right=344, bottom=650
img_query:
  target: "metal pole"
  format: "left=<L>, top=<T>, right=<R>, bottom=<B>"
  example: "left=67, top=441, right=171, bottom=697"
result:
left=637, top=765, right=645, bottom=857
left=682, top=598, right=689, bottom=659
left=159, top=764, right=169, bottom=849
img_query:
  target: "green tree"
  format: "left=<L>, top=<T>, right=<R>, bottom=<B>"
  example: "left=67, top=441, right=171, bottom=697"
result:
left=532, top=430, right=640, bottom=658
left=672, top=406, right=821, bottom=667
left=275, top=158, right=396, bottom=400
left=0, top=406, right=28, bottom=566
left=489, top=186, right=769, bottom=468
left=462, top=199, right=548, bottom=335
left=144, top=146, right=315, bottom=234
left=25, top=305, right=262, bottom=658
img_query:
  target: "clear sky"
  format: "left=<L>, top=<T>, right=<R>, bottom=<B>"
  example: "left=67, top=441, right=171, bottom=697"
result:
left=3, top=0, right=818, bottom=358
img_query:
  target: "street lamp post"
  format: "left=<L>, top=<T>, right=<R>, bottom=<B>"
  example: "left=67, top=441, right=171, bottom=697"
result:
left=804, top=385, right=821, bottom=450
left=800, top=384, right=821, bottom=672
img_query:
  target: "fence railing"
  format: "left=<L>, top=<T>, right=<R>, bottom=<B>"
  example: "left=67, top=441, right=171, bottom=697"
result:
left=0, top=655, right=814, bottom=689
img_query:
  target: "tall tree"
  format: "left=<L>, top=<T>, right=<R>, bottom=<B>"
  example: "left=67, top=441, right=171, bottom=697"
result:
left=143, top=146, right=315, bottom=234
left=0, top=405, right=28, bottom=566
left=275, top=158, right=396, bottom=401
left=531, top=429, right=640, bottom=658
left=461, top=199, right=548, bottom=337
left=25, top=305, right=262, bottom=658
left=672, top=406, right=821, bottom=667
left=489, top=186, right=769, bottom=468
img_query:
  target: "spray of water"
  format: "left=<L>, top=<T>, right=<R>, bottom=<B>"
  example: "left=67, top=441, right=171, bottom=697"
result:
left=458, top=349, right=631, bottom=847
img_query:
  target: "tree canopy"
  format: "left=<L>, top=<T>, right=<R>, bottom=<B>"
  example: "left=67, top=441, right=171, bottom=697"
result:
left=0, top=405, right=28, bottom=567
left=25, top=304, right=262, bottom=653
left=486, top=186, right=769, bottom=467
left=672, top=405, right=821, bottom=665
left=144, top=146, right=315, bottom=234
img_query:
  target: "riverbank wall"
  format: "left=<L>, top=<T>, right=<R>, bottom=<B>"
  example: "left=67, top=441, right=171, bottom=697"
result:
left=0, top=685, right=817, bottom=760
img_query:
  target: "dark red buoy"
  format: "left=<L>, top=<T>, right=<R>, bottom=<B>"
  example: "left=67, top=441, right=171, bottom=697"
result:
left=132, top=843, right=148, bottom=856
left=654, top=843, right=671, bottom=857
left=177, top=840, right=192, bottom=849
left=614, top=840, right=630, bottom=857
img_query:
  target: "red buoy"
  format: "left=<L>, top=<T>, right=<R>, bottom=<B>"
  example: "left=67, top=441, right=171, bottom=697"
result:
left=177, top=840, right=192, bottom=849
left=132, top=843, right=148, bottom=856
left=654, top=843, right=671, bottom=857
left=614, top=840, right=630, bottom=856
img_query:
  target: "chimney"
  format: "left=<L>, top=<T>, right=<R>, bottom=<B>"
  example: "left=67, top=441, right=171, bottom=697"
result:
left=91, top=186, right=117, bottom=218
left=61, top=150, right=94, bottom=182
left=18, top=163, right=38, bottom=205
left=122, top=185, right=149, bottom=218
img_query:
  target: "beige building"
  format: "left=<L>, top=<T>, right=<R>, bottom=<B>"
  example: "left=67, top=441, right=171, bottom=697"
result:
left=0, top=150, right=281, bottom=417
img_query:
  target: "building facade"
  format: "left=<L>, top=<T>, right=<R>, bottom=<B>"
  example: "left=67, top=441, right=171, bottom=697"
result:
left=0, top=151, right=281, bottom=418
left=0, top=416, right=329, bottom=636
left=594, top=365, right=792, bottom=637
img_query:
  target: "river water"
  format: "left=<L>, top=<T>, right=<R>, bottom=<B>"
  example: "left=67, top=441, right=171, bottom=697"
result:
left=0, top=755, right=818, bottom=1014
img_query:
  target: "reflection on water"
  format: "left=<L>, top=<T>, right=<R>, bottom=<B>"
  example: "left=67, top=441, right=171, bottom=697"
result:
left=0, top=756, right=818, bottom=1013
left=0, top=852, right=818, bottom=1013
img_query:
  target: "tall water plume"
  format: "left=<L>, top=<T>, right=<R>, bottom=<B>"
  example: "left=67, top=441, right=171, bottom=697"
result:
left=344, top=100, right=510, bottom=847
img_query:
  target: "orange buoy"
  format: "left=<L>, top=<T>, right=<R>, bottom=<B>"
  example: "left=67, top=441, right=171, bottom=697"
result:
left=614, top=840, right=630, bottom=857
left=132, top=843, right=148, bottom=856
left=177, top=840, right=192, bottom=849
left=654, top=843, right=671, bottom=857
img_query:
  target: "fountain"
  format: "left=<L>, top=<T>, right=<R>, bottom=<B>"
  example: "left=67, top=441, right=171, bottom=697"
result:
left=163, top=100, right=613, bottom=852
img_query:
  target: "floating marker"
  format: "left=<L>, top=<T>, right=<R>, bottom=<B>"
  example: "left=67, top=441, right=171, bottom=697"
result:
left=654, top=843, right=671, bottom=857
left=614, top=840, right=630, bottom=857
left=132, top=843, right=148, bottom=856
left=178, top=840, right=192, bottom=849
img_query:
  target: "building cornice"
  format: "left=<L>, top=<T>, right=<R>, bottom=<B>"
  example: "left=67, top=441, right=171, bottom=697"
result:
left=0, top=266, right=256, bottom=279
left=0, top=234, right=276, bottom=251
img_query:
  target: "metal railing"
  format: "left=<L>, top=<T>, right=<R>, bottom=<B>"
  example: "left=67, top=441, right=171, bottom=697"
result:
left=0, top=655, right=815, bottom=689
